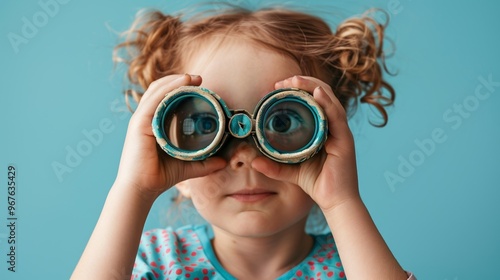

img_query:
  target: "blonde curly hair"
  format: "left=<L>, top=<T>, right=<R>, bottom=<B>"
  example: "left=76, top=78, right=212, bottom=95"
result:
left=114, top=5, right=395, bottom=126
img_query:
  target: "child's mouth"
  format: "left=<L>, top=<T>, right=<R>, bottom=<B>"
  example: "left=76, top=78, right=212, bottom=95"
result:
left=228, top=189, right=277, bottom=202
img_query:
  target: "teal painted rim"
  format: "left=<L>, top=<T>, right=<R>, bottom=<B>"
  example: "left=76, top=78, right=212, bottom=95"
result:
left=152, top=86, right=229, bottom=161
left=254, top=88, right=327, bottom=163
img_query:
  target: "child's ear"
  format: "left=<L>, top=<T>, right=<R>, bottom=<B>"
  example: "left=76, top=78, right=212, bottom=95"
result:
left=175, top=180, right=191, bottom=198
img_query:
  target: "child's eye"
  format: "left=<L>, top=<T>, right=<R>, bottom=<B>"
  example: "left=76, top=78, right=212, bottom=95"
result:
left=266, top=110, right=303, bottom=134
left=196, top=114, right=218, bottom=134
left=183, top=113, right=218, bottom=135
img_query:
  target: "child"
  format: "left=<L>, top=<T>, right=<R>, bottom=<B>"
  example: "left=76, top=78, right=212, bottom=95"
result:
left=72, top=3, right=416, bottom=280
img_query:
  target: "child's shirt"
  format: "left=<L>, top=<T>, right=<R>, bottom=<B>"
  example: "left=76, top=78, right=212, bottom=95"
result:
left=132, top=224, right=346, bottom=279
left=132, top=224, right=416, bottom=280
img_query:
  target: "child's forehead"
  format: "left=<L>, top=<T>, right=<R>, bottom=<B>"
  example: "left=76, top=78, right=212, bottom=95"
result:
left=181, top=38, right=302, bottom=111
left=182, top=36, right=300, bottom=75
left=181, top=33, right=296, bottom=65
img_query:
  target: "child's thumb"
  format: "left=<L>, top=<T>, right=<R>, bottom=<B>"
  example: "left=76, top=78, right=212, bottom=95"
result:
left=182, top=157, right=227, bottom=181
left=251, top=157, right=300, bottom=186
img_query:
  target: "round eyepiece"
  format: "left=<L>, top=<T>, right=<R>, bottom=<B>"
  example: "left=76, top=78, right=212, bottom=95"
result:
left=254, top=88, right=327, bottom=163
left=152, top=86, right=227, bottom=161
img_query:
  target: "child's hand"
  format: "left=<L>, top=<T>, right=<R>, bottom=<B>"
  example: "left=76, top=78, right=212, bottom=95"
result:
left=115, top=74, right=227, bottom=199
left=252, top=75, right=360, bottom=212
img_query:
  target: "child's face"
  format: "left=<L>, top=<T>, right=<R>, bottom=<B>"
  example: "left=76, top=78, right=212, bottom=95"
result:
left=177, top=38, right=315, bottom=237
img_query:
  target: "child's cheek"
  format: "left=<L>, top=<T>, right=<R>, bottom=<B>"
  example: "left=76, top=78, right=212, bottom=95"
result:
left=189, top=176, right=225, bottom=211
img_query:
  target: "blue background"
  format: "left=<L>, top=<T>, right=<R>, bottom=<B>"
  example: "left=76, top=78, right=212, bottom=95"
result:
left=1, top=0, right=499, bottom=279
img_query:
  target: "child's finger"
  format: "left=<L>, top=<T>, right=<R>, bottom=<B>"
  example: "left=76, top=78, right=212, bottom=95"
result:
left=275, top=75, right=330, bottom=94
left=312, top=86, right=354, bottom=151
left=135, top=74, right=202, bottom=120
left=251, top=156, right=301, bottom=186
left=179, top=157, right=228, bottom=183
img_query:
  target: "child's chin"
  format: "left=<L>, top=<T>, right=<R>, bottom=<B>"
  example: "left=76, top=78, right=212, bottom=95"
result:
left=218, top=216, right=287, bottom=237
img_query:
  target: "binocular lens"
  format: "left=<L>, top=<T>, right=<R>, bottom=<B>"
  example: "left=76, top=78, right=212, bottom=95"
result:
left=162, top=96, right=219, bottom=151
left=262, top=100, right=315, bottom=152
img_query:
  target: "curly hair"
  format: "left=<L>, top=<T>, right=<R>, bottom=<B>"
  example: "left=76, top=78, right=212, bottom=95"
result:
left=114, top=5, right=395, bottom=126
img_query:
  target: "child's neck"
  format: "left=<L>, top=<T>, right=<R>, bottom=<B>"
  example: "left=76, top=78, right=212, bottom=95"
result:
left=211, top=219, right=313, bottom=280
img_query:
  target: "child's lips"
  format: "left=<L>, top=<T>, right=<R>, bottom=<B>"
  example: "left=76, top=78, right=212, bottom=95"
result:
left=228, top=189, right=277, bottom=202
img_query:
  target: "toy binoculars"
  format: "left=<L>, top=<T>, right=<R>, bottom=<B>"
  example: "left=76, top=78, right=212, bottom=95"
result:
left=152, top=86, right=328, bottom=164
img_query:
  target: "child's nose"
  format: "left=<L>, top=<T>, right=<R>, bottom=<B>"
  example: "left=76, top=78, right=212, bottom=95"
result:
left=227, top=139, right=259, bottom=170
